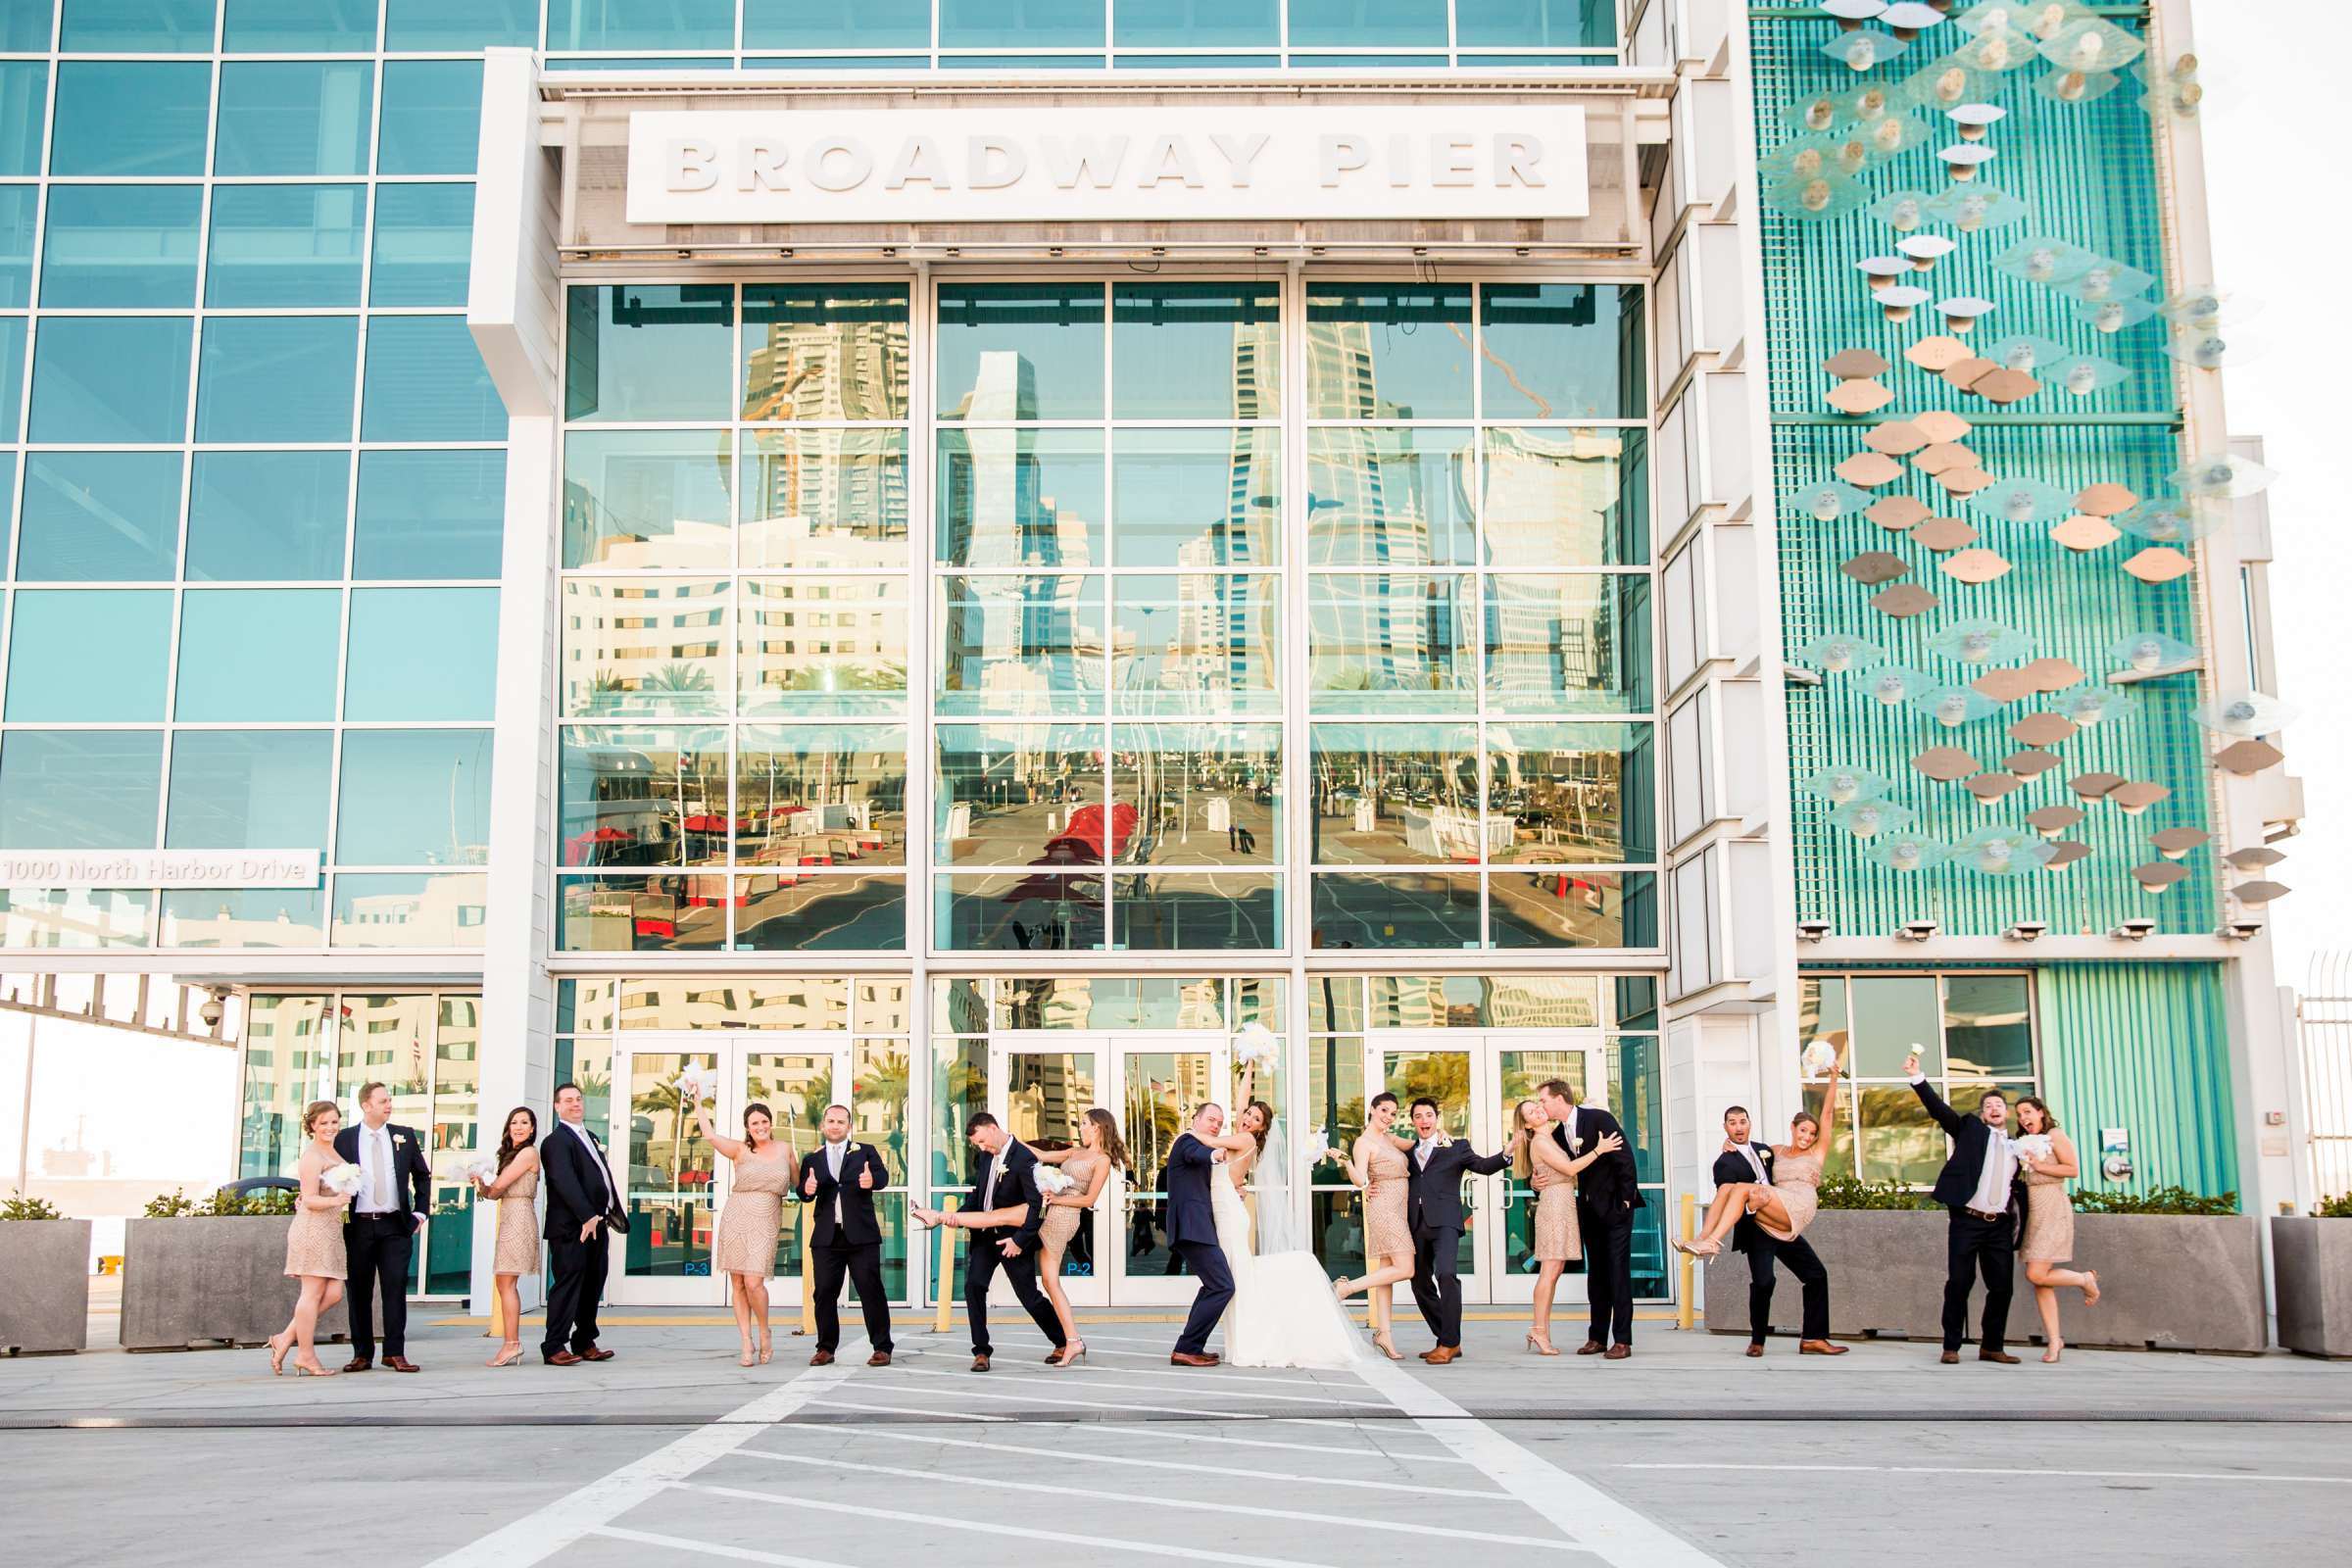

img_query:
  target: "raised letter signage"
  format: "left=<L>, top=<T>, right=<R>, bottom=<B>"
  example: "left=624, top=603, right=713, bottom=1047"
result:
left=0, top=850, right=323, bottom=889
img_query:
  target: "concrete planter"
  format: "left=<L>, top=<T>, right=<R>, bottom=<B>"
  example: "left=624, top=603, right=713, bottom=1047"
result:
left=2273, top=1216, right=2352, bottom=1358
left=1704, top=1207, right=2266, bottom=1353
left=121, top=1215, right=349, bottom=1350
left=0, top=1219, right=92, bottom=1354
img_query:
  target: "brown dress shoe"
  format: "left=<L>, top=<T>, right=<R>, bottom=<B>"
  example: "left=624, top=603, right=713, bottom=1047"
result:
left=1169, top=1351, right=1219, bottom=1367
left=866, top=1350, right=892, bottom=1367
left=1979, top=1349, right=2020, bottom=1364
left=579, top=1348, right=615, bottom=1362
left=808, top=1349, right=835, bottom=1367
left=1044, top=1348, right=1063, bottom=1362
left=341, top=1357, right=373, bottom=1373
left=1424, top=1346, right=1461, bottom=1365
left=383, top=1356, right=421, bottom=1374
left=1938, top=1350, right=1961, bottom=1364
left=544, top=1350, right=582, bottom=1366
left=1602, top=1344, right=1631, bottom=1360
left=971, top=1354, right=991, bottom=1372
left=1744, top=1344, right=1765, bottom=1358
left=1575, top=1340, right=1605, bottom=1355
left=1799, top=1341, right=1848, bottom=1356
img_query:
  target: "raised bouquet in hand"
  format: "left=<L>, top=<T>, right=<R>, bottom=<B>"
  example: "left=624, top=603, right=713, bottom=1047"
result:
left=1799, top=1039, right=1838, bottom=1081
left=1035, top=1167, right=1075, bottom=1197
left=463, top=1152, right=500, bottom=1184
left=1234, top=1021, right=1279, bottom=1069
left=672, top=1064, right=708, bottom=1102
left=319, top=1163, right=364, bottom=1199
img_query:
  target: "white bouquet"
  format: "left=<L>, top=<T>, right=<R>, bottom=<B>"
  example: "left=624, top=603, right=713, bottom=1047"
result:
left=672, top=1064, right=708, bottom=1102
left=319, top=1163, right=364, bottom=1198
left=1799, top=1040, right=1838, bottom=1081
left=1234, top=1021, right=1279, bottom=1069
left=2013, top=1132, right=2053, bottom=1162
left=1035, top=1167, right=1075, bottom=1197
left=463, top=1152, right=500, bottom=1184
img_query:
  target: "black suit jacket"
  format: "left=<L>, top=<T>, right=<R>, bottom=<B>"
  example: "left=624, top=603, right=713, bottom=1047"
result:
left=1404, top=1140, right=1511, bottom=1236
left=800, top=1142, right=889, bottom=1248
left=1912, top=1079, right=2022, bottom=1214
left=541, top=1119, right=630, bottom=1241
left=1712, top=1143, right=1778, bottom=1256
left=1164, top=1133, right=1220, bottom=1249
left=332, top=1122, right=432, bottom=1232
left=968, top=1138, right=1048, bottom=1254
left=1558, top=1104, right=1644, bottom=1214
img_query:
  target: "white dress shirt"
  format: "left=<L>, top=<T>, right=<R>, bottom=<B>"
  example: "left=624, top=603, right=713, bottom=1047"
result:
left=1415, top=1137, right=1436, bottom=1169
left=356, top=1122, right=396, bottom=1214
left=1737, top=1142, right=1770, bottom=1184
left=824, top=1138, right=848, bottom=1223
left=982, top=1143, right=1005, bottom=1208
left=1967, top=1127, right=2018, bottom=1212
left=564, top=1117, right=616, bottom=1211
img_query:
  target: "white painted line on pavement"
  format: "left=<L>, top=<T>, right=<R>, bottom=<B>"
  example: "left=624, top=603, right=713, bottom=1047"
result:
left=418, top=1340, right=866, bottom=1568
left=873, top=1362, right=1370, bottom=1406
left=589, top=1525, right=855, bottom=1567
left=1625, top=1462, right=2352, bottom=1487
left=804, top=1395, right=1008, bottom=1421
left=728, top=1447, right=1583, bottom=1548
left=851, top=1373, right=1267, bottom=1420
left=1089, top=1422, right=1482, bottom=1467
left=1038, top=1355, right=1361, bottom=1389
left=1352, top=1354, right=1728, bottom=1568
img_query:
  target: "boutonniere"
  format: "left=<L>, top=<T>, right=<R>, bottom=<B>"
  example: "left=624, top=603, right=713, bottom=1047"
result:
left=393, top=1134, right=410, bottom=1150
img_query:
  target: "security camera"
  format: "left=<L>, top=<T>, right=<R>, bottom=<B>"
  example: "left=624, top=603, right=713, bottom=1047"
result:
left=2003, top=921, right=2047, bottom=943
left=1796, top=919, right=1832, bottom=943
left=2109, top=918, right=2157, bottom=941
left=1897, top=919, right=1938, bottom=943
left=199, top=988, right=226, bottom=1028
left=2219, top=918, right=2265, bottom=942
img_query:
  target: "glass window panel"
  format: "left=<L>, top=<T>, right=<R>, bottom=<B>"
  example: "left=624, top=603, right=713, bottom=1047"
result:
left=368, top=183, right=473, bottom=307
left=427, top=994, right=482, bottom=1293
left=330, top=872, right=488, bottom=948
left=938, top=0, right=1100, bottom=47
left=738, top=429, right=908, bottom=569
left=557, top=724, right=730, bottom=869
left=1287, top=0, right=1448, bottom=46
left=613, top=977, right=849, bottom=1031
left=1306, top=283, right=1471, bottom=420
left=937, top=283, right=1104, bottom=422
left=384, top=0, right=536, bottom=50
left=164, top=728, right=330, bottom=853
left=939, top=54, right=1104, bottom=69
left=1487, top=721, right=1655, bottom=864
left=743, top=0, right=930, bottom=48
left=739, top=576, right=909, bottom=716
left=205, top=183, right=364, bottom=308
left=187, top=451, right=348, bottom=582
left=559, top=577, right=730, bottom=718
left=215, top=61, right=373, bottom=178
left=936, top=428, right=1103, bottom=568
left=1456, top=0, right=1617, bottom=46
left=1110, top=282, right=1281, bottom=418
left=566, top=284, right=733, bottom=424
left=1112, top=1, right=1278, bottom=47
left=0, top=316, right=18, bottom=439
left=555, top=872, right=724, bottom=953
left=733, top=872, right=906, bottom=952
left=735, top=723, right=906, bottom=868
left=378, top=60, right=482, bottom=177
left=1115, top=871, right=1281, bottom=951
left=1306, top=426, right=1474, bottom=567
left=355, top=450, right=504, bottom=580
left=51, top=62, right=208, bottom=176
left=935, top=721, right=1104, bottom=868
left=0, top=885, right=150, bottom=946
left=1309, top=720, right=1479, bottom=866
left=39, top=183, right=202, bottom=308
left=28, top=316, right=192, bottom=443
left=1480, top=282, right=1644, bottom=419
left=1853, top=1085, right=1944, bottom=1186
left=334, top=728, right=491, bottom=864
left=1850, top=975, right=1942, bottom=1079
left=62, top=2, right=217, bottom=52
left=221, top=0, right=373, bottom=50
left=1950, top=1080, right=2034, bottom=1119
left=548, top=0, right=734, bottom=50
left=1489, top=867, right=1653, bottom=949
left=543, top=56, right=734, bottom=70
left=991, top=976, right=1224, bottom=1030
left=0, top=452, right=15, bottom=567
left=741, top=282, right=909, bottom=421
left=362, top=315, right=504, bottom=442
left=1798, top=975, right=1849, bottom=1069
left=1944, top=974, right=2034, bottom=1078
left=928, top=1036, right=988, bottom=1190
left=18, top=451, right=182, bottom=581
left=174, top=588, right=340, bottom=721
left=1482, top=427, right=1647, bottom=567
left=344, top=586, right=498, bottom=720
left=4, top=590, right=172, bottom=720
left=196, top=316, right=360, bottom=444
left=1309, top=976, right=1363, bottom=1032
left=935, top=573, right=1105, bottom=717
left=0, top=729, right=163, bottom=849
left=0, top=62, right=42, bottom=178
left=1312, top=871, right=1479, bottom=950
left=937, top=872, right=1104, bottom=953
left=1112, top=722, right=1281, bottom=866
left=1110, top=428, right=1280, bottom=567
left=0, top=183, right=32, bottom=307
left=564, top=430, right=735, bottom=569
left=1483, top=573, right=1652, bottom=715
left=1306, top=571, right=1474, bottom=712
left=1111, top=572, right=1281, bottom=716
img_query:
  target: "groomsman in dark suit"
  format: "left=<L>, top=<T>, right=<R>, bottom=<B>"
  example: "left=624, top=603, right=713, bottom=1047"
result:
left=333, top=1081, right=433, bottom=1373
left=1165, top=1103, right=1234, bottom=1368
left=1907, top=1050, right=2023, bottom=1364
left=540, top=1082, right=629, bottom=1366
left=1539, top=1077, right=1642, bottom=1359
left=1401, top=1098, right=1511, bottom=1364
left=1714, top=1104, right=1843, bottom=1357
left=799, top=1102, right=894, bottom=1367
left=961, top=1112, right=1065, bottom=1371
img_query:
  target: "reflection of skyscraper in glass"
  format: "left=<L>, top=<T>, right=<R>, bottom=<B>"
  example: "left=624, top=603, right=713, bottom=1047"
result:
left=1485, top=428, right=1624, bottom=704
left=740, top=305, right=909, bottom=565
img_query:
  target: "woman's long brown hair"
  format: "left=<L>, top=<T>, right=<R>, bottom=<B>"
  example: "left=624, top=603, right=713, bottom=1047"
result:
left=496, top=1105, right=538, bottom=1172
left=1085, top=1107, right=1132, bottom=1172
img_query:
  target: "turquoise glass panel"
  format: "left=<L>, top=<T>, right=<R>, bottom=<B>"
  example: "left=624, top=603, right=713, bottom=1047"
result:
left=355, top=450, right=504, bottom=579
left=29, top=318, right=191, bottom=442
left=344, top=587, right=498, bottom=720
left=1112, top=2, right=1278, bottom=47
left=333, top=728, right=493, bottom=864
left=0, top=2, right=52, bottom=50
left=222, top=0, right=375, bottom=50
left=165, top=730, right=332, bottom=855
left=548, top=0, right=733, bottom=51
left=742, top=56, right=923, bottom=70
left=60, top=1, right=219, bottom=52
left=362, top=316, right=504, bottom=442
left=1287, top=1, right=1447, bottom=47
left=0, top=316, right=22, bottom=439
left=4, top=589, right=172, bottom=721
left=368, top=183, right=472, bottom=306
left=937, top=282, right=1104, bottom=421
left=52, top=62, right=210, bottom=176
left=38, top=184, right=203, bottom=308
left=175, top=588, right=341, bottom=721
left=1288, top=53, right=1446, bottom=65
left=1307, top=283, right=1473, bottom=419
left=1114, top=54, right=1280, bottom=68
left=18, top=451, right=182, bottom=581
left=565, top=283, right=734, bottom=422
left=215, top=62, right=373, bottom=178
left=384, top=0, right=537, bottom=51
left=940, top=0, right=1102, bottom=48
left=186, top=451, right=350, bottom=581
left=0, top=184, right=31, bottom=307
left=938, top=55, right=1102, bottom=69
left=0, top=730, right=164, bottom=851
left=1455, top=0, right=1617, bottom=47
left=0, top=63, right=43, bottom=177
left=379, top=60, right=481, bottom=177
left=1111, top=281, right=1282, bottom=418
left=1480, top=283, right=1646, bottom=420
left=742, top=0, right=930, bottom=49
left=0, top=452, right=14, bottom=571
left=206, top=184, right=365, bottom=308
left=196, top=317, right=360, bottom=444
left=543, top=57, right=733, bottom=71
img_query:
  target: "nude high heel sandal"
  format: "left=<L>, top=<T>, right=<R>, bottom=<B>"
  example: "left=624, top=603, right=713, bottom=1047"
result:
left=1526, top=1333, right=1560, bottom=1356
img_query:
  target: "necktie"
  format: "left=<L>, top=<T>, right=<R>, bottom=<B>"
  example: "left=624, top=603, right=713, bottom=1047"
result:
left=1417, top=1142, right=1431, bottom=1169
left=1741, top=1144, right=1767, bottom=1183
left=372, top=1129, right=392, bottom=1210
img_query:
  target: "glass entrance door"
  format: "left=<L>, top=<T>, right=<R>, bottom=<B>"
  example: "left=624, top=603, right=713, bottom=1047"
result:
left=987, top=1040, right=1104, bottom=1307
left=1491, top=1035, right=1609, bottom=1305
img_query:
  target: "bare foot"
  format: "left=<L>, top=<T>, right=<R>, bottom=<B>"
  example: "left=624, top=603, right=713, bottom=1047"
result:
left=1333, top=1276, right=1352, bottom=1299
left=2041, top=1343, right=2063, bottom=1364
left=2082, top=1270, right=2101, bottom=1306
left=268, top=1332, right=291, bottom=1376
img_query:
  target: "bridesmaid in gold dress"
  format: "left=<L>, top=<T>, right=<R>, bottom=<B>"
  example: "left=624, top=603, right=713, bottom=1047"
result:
left=1511, top=1099, right=1625, bottom=1355
left=1330, top=1092, right=1416, bottom=1360
left=1678, top=1045, right=1846, bottom=1257
left=267, top=1100, right=352, bottom=1377
left=697, top=1099, right=792, bottom=1366
left=911, top=1107, right=1130, bottom=1367
left=471, top=1105, right=542, bottom=1368
left=2015, top=1096, right=2100, bottom=1362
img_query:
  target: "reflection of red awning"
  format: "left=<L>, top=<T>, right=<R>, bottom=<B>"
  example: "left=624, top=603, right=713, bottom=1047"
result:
left=683, top=814, right=726, bottom=832
left=564, top=826, right=636, bottom=858
left=1044, top=803, right=1139, bottom=862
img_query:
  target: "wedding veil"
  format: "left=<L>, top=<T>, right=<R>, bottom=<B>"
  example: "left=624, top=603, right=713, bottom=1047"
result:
left=1253, top=1116, right=1304, bottom=1254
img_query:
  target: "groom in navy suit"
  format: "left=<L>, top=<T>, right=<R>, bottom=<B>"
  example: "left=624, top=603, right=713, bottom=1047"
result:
left=1166, top=1102, right=1235, bottom=1367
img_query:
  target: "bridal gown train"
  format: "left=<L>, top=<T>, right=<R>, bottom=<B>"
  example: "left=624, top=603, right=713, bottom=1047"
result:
left=1211, top=1171, right=1363, bottom=1369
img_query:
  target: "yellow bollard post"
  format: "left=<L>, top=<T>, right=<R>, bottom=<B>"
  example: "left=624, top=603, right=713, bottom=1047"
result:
left=486, top=1286, right=504, bottom=1341
left=1677, top=1191, right=1696, bottom=1332
left=797, top=1198, right=818, bottom=1336
left=931, top=1197, right=960, bottom=1334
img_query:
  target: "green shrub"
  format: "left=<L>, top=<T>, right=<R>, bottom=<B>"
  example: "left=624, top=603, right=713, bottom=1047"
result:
left=2316, top=1191, right=2352, bottom=1219
left=2, top=1193, right=64, bottom=1221
left=142, top=1189, right=200, bottom=1218
left=2072, top=1185, right=2238, bottom=1216
left=1816, top=1172, right=1932, bottom=1210
left=142, top=1187, right=299, bottom=1218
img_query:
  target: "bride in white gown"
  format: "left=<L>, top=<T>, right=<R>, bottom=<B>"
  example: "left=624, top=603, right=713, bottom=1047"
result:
left=1204, top=1080, right=1363, bottom=1369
